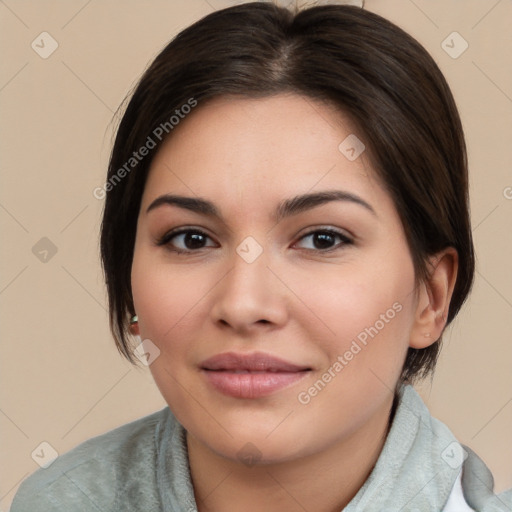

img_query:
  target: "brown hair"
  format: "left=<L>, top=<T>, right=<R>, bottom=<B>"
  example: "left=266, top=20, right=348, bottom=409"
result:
left=100, top=2, right=474, bottom=382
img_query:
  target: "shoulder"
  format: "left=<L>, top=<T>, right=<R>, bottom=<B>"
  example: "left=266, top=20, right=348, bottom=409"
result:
left=399, top=387, right=512, bottom=511
left=10, top=407, right=173, bottom=512
left=459, top=445, right=512, bottom=512
left=444, top=446, right=512, bottom=511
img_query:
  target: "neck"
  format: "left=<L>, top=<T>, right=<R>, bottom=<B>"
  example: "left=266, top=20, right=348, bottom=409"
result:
left=186, top=395, right=394, bottom=512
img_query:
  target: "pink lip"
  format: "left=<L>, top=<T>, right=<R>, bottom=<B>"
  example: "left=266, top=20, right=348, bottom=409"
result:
left=200, top=352, right=311, bottom=399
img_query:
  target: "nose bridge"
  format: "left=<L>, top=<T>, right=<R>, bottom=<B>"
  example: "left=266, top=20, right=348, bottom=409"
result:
left=233, top=240, right=268, bottom=290
left=225, top=236, right=273, bottom=302
left=210, top=235, right=287, bottom=329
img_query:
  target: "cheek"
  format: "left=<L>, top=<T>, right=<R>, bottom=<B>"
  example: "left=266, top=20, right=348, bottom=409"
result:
left=131, top=252, right=206, bottom=420
left=131, top=249, right=203, bottom=346
left=289, top=254, right=417, bottom=401
left=291, top=259, right=415, bottom=350
left=291, top=264, right=415, bottom=421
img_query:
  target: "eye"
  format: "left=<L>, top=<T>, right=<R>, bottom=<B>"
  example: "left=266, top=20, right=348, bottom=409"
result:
left=156, top=228, right=217, bottom=253
left=294, top=228, right=352, bottom=252
left=156, top=227, right=352, bottom=254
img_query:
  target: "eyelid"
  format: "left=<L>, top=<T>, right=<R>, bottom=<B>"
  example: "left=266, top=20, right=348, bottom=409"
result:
left=297, top=225, right=353, bottom=240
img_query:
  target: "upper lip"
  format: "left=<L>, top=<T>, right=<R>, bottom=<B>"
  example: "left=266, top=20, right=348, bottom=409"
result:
left=200, top=352, right=311, bottom=372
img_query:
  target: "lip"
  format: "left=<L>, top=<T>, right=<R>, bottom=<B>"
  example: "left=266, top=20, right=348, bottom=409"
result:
left=201, top=352, right=311, bottom=372
left=200, top=352, right=311, bottom=399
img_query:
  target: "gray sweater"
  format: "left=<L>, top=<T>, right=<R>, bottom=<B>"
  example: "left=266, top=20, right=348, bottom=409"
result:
left=10, top=385, right=512, bottom=511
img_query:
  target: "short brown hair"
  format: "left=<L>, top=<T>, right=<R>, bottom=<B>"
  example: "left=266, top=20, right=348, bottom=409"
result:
left=100, top=2, right=474, bottom=382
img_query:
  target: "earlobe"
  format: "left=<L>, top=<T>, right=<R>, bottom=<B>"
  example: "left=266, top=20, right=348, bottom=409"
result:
left=130, top=315, right=140, bottom=336
left=409, top=248, right=458, bottom=349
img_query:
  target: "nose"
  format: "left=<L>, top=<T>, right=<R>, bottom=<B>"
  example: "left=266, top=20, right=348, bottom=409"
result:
left=209, top=244, right=289, bottom=335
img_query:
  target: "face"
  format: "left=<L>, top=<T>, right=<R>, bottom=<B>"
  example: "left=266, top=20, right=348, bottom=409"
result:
left=131, top=94, right=420, bottom=464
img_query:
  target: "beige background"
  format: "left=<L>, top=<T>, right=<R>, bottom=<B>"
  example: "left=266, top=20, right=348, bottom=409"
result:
left=1, top=0, right=511, bottom=509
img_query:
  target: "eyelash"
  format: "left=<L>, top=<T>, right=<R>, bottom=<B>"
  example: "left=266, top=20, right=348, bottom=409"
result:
left=156, top=227, right=353, bottom=255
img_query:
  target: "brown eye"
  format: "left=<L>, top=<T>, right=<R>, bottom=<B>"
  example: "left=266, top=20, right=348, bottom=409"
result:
left=157, top=229, right=216, bottom=253
left=295, top=229, right=352, bottom=252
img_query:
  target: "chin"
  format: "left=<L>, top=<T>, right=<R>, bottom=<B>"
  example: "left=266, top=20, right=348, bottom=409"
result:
left=210, top=435, right=310, bottom=466
left=189, top=413, right=323, bottom=464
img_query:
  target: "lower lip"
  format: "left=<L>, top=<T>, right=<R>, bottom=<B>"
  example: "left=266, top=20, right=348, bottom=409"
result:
left=202, top=370, right=309, bottom=399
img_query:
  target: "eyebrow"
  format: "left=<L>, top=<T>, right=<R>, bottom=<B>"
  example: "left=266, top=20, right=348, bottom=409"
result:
left=146, top=190, right=377, bottom=221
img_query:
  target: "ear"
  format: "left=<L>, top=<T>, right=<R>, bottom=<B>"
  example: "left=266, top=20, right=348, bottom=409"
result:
left=409, top=247, right=459, bottom=349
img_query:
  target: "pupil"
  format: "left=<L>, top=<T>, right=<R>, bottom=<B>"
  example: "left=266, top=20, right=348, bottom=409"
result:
left=315, top=232, right=334, bottom=249
left=186, top=232, right=205, bottom=249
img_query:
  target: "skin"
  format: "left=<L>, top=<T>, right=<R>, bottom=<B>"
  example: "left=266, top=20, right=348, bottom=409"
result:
left=131, top=94, right=458, bottom=512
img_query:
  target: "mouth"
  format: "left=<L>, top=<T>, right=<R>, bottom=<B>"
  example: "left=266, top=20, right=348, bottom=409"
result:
left=201, top=352, right=311, bottom=372
left=200, top=352, right=312, bottom=399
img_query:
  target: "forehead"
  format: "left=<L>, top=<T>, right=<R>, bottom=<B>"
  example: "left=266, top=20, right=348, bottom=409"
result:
left=142, top=94, right=390, bottom=217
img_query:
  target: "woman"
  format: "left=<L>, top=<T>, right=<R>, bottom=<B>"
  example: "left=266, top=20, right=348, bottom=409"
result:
left=11, top=2, right=512, bottom=511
